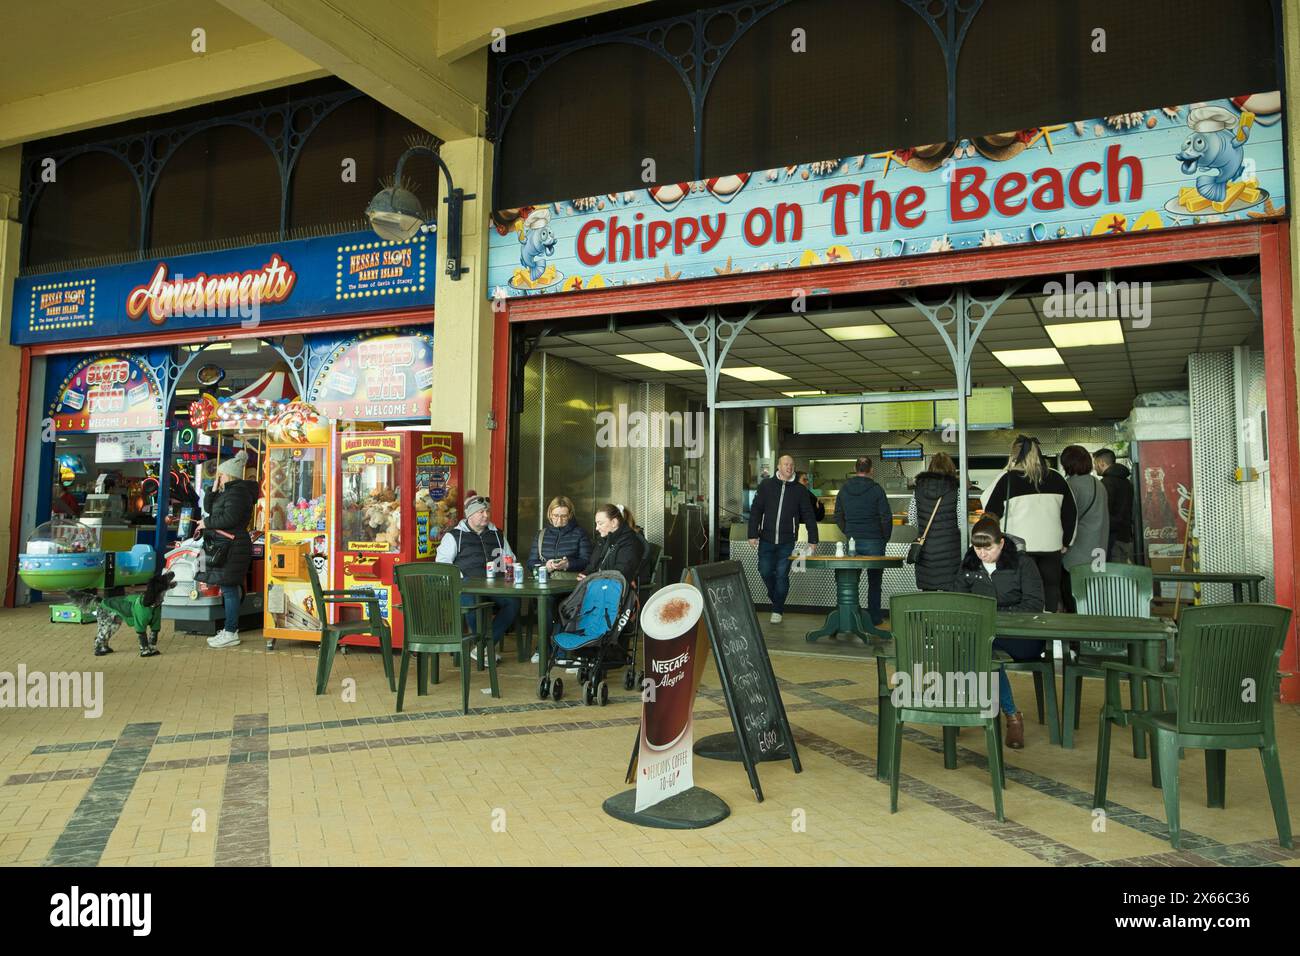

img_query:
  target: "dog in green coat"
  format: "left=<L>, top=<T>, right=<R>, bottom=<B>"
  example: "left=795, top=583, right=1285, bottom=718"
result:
left=72, top=571, right=176, bottom=658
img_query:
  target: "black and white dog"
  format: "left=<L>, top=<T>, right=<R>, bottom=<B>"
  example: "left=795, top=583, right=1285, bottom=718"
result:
left=70, top=571, right=176, bottom=657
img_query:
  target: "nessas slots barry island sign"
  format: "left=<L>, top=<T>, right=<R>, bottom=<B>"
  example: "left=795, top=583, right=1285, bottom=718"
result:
left=486, top=92, right=1285, bottom=298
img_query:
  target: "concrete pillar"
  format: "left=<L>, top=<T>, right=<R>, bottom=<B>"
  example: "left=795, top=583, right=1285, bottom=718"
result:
left=0, top=148, right=24, bottom=604
left=431, top=136, right=495, bottom=499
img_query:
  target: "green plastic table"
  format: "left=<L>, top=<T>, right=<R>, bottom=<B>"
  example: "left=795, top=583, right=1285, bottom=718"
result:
left=1151, top=571, right=1264, bottom=603
left=794, top=554, right=907, bottom=644
left=459, top=577, right=578, bottom=679
left=996, top=612, right=1177, bottom=759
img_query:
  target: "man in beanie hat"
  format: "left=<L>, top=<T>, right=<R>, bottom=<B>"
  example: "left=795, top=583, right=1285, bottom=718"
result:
left=196, top=450, right=260, bottom=648
left=435, top=495, right=520, bottom=663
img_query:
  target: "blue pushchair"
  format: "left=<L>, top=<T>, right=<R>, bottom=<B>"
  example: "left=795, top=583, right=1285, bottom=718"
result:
left=538, top=571, right=639, bottom=706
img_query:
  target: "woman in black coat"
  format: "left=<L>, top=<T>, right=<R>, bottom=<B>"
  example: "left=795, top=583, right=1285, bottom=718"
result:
left=908, top=452, right=961, bottom=591
left=950, top=516, right=1045, bottom=750
left=582, top=504, right=644, bottom=584
left=196, top=451, right=260, bottom=648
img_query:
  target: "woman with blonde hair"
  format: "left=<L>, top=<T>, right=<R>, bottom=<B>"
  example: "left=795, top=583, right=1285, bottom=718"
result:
left=527, top=495, right=592, bottom=578
left=980, top=435, right=1077, bottom=612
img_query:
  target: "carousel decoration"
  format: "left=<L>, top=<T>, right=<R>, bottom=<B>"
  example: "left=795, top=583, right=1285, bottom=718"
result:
left=266, top=399, right=330, bottom=445
left=211, top=370, right=298, bottom=433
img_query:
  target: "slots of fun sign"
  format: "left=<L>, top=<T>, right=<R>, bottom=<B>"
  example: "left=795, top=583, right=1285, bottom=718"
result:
left=487, top=92, right=1285, bottom=298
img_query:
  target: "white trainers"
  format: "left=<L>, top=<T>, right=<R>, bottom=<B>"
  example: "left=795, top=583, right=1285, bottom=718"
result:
left=209, top=630, right=241, bottom=648
left=207, top=629, right=233, bottom=646
left=770, top=612, right=784, bottom=624
left=530, top=652, right=540, bottom=664
left=470, top=647, right=501, bottom=664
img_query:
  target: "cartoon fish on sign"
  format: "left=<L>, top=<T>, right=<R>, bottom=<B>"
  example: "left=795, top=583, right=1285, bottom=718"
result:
left=1176, top=106, right=1249, bottom=203
left=519, top=208, right=557, bottom=282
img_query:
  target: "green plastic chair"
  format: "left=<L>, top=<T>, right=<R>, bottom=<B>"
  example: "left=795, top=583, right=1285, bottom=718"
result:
left=1093, top=603, right=1293, bottom=850
left=1062, top=563, right=1154, bottom=748
left=888, top=591, right=1007, bottom=822
left=392, top=562, right=498, bottom=714
left=309, top=559, right=394, bottom=695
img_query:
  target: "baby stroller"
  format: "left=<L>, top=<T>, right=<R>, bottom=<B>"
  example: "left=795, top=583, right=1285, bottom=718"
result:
left=539, top=571, right=639, bottom=706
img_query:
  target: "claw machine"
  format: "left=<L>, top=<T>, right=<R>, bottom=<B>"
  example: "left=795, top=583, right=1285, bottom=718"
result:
left=334, top=430, right=463, bottom=647
left=263, top=439, right=333, bottom=645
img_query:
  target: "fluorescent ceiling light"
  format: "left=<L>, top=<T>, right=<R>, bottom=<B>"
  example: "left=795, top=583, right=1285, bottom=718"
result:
left=1043, top=400, right=1093, bottom=413
left=1045, top=320, right=1125, bottom=348
left=825, top=325, right=897, bottom=341
left=782, top=390, right=826, bottom=397
left=720, top=366, right=791, bottom=382
left=616, top=352, right=703, bottom=372
left=1021, top=378, right=1080, bottom=394
left=993, top=347, right=1064, bottom=367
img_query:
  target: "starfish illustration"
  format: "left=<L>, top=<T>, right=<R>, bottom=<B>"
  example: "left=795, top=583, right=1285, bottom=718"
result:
left=654, top=263, right=682, bottom=282
left=870, top=149, right=903, bottom=178
left=1028, top=124, right=1069, bottom=153
left=713, top=256, right=743, bottom=275
left=1248, top=199, right=1286, bottom=219
left=1104, top=215, right=1127, bottom=235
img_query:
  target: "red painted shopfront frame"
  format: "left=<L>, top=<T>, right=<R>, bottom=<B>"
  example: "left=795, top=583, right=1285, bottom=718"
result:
left=6, top=306, right=433, bottom=609
left=492, top=221, right=1300, bottom=703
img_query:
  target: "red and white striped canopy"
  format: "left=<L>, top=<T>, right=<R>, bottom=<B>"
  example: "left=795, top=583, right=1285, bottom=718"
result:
left=229, top=370, right=297, bottom=403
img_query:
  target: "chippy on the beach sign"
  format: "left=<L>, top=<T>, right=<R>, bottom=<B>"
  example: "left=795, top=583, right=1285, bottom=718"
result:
left=486, top=91, right=1286, bottom=299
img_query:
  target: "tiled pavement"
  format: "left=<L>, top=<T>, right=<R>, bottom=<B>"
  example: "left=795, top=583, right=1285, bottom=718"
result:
left=1, top=606, right=1297, bottom=867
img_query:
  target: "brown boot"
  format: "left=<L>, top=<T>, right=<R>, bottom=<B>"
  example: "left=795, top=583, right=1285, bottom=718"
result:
left=1005, top=711, right=1025, bottom=750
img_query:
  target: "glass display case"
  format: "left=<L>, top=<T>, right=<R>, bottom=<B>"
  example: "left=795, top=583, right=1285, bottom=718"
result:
left=340, top=451, right=401, bottom=552
left=267, top=444, right=328, bottom=533
left=263, top=441, right=333, bottom=643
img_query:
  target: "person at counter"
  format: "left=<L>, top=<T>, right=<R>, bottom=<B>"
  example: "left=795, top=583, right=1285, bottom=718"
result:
left=795, top=471, right=826, bottom=521
left=1061, top=445, right=1109, bottom=612
left=196, top=452, right=259, bottom=649
left=907, top=452, right=961, bottom=591
left=749, top=454, right=819, bottom=624
left=436, top=495, right=520, bottom=664
left=583, top=504, right=644, bottom=583
left=527, top=495, right=591, bottom=577
left=951, top=515, right=1045, bottom=750
left=51, top=481, right=80, bottom=518
left=835, top=456, right=893, bottom=626
left=1093, top=448, right=1134, bottom=564
left=981, top=435, right=1076, bottom=613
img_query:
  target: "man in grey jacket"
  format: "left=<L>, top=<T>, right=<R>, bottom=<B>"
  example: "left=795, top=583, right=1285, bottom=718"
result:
left=834, top=457, right=894, bottom=625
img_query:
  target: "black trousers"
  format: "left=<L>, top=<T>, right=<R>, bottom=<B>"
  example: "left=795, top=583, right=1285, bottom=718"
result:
left=1027, top=551, right=1064, bottom=613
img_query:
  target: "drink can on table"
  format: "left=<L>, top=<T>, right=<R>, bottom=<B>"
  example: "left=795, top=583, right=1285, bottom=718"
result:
left=486, top=561, right=496, bottom=580
left=513, top=562, right=524, bottom=585
left=537, top=565, right=548, bottom=584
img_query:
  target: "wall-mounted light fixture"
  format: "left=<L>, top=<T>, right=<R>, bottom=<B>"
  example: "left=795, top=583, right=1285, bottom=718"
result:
left=365, top=144, right=474, bottom=281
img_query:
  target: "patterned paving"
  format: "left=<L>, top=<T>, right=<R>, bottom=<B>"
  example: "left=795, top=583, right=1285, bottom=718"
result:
left=1, top=606, right=1296, bottom=867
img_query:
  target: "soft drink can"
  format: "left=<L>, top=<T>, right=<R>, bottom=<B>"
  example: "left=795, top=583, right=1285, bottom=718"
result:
left=513, top=562, right=524, bottom=585
left=537, top=565, right=548, bottom=585
left=835, top=541, right=845, bottom=557
left=485, top=561, right=496, bottom=579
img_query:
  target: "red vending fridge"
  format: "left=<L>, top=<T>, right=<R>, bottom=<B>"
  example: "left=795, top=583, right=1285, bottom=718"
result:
left=334, top=430, right=464, bottom=647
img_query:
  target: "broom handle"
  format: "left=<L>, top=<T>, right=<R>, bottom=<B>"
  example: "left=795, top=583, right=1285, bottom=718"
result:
left=1172, top=496, right=1195, bottom=622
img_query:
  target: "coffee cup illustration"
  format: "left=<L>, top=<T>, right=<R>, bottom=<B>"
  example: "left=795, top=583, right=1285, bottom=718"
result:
left=640, top=583, right=704, bottom=751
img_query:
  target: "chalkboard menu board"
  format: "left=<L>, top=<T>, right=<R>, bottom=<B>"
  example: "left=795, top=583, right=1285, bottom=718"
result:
left=688, top=561, right=801, bottom=801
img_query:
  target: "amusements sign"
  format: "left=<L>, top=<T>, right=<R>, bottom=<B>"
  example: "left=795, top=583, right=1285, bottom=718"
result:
left=689, top=561, right=801, bottom=802
left=49, top=355, right=165, bottom=434
left=488, top=92, right=1286, bottom=299
left=10, top=230, right=435, bottom=347
left=308, top=331, right=434, bottom=421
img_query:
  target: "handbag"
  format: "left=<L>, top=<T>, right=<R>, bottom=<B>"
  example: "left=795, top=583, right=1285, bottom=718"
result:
left=906, top=494, right=943, bottom=565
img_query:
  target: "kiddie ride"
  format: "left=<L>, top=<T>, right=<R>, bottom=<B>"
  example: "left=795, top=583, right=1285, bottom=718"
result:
left=18, top=519, right=156, bottom=622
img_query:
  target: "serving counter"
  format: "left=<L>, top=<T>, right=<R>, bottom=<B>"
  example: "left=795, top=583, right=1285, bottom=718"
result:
left=728, top=522, right=918, bottom=612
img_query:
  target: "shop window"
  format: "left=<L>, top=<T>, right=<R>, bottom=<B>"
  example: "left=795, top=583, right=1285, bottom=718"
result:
left=495, top=43, right=694, bottom=209
left=25, top=151, right=141, bottom=268
left=957, top=0, right=1278, bottom=136
left=148, top=125, right=282, bottom=251
left=289, top=98, right=436, bottom=234
left=701, top=0, right=946, bottom=177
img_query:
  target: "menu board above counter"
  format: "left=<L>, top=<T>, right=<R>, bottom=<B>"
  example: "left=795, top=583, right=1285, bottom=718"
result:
left=793, top=403, right=862, bottom=435
left=861, top=400, right=934, bottom=433
left=934, top=387, right=1014, bottom=430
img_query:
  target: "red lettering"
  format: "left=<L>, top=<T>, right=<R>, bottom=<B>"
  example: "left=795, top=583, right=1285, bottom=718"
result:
left=773, top=202, right=803, bottom=242
left=743, top=207, right=772, bottom=245
left=1105, top=144, right=1143, bottom=203
left=576, top=220, right=603, bottom=267
left=1068, top=161, right=1102, bottom=207
left=895, top=186, right=926, bottom=228
left=862, top=180, right=892, bottom=232
left=1029, top=168, right=1065, bottom=211
left=949, top=167, right=990, bottom=222
left=608, top=217, right=631, bottom=262
left=820, top=183, right=859, bottom=236
left=647, top=221, right=672, bottom=258
left=993, top=172, right=1028, bottom=216
left=673, top=217, right=698, bottom=255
